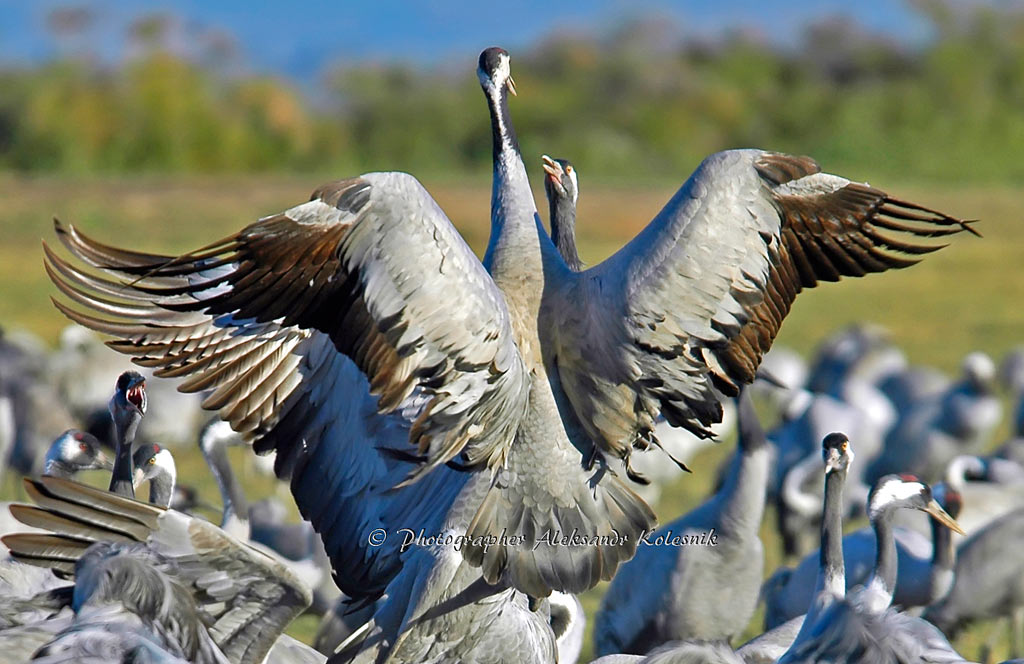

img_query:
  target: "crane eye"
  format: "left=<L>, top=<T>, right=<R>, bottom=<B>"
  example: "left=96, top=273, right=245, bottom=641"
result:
left=565, top=165, right=573, bottom=174
left=79, top=443, right=88, bottom=452
left=149, top=457, right=156, bottom=465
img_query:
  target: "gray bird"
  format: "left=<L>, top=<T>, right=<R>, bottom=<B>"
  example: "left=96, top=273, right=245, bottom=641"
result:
left=106, top=371, right=146, bottom=497
left=779, top=474, right=969, bottom=664
left=131, top=442, right=176, bottom=509
left=0, top=433, right=112, bottom=652
left=3, top=475, right=313, bottom=664
left=870, top=352, right=1002, bottom=485
left=30, top=542, right=227, bottom=664
left=737, top=433, right=854, bottom=664
left=594, top=389, right=769, bottom=655
left=772, top=389, right=884, bottom=557
left=924, top=508, right=1024, bottom=658
left=764, top=484, right=962, bottom=628
left=42, top=429, right=111, bottom=479
left=894, top=454, right=1024, bottom=540
left=540, top=153, right=727, bottom=504
left=541, top=154, right=582, bottom=271
left=39, top=48, right=977, bottom=664
left=1, top=430, right=111, bottom=551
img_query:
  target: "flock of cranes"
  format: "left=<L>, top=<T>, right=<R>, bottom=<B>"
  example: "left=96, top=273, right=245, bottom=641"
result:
left=0, top=45, right=1019, bottom=663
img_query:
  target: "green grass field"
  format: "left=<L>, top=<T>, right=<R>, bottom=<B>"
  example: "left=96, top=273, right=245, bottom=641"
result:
left=1, top=173, right=1021, bottom=661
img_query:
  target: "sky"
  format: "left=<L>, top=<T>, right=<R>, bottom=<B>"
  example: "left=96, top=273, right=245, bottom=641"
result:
left=0, top=0, right=934, bottom=82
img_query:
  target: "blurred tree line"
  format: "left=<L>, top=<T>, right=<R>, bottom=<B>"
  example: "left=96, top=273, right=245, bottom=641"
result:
left=2, top=1, right=1024, bottom=181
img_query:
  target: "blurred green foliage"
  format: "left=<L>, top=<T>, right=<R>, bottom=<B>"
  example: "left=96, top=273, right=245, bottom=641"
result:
left=3, top=1, right=1024, bottom=181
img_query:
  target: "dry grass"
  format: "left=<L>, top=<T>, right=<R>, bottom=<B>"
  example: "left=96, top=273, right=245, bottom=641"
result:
left=1, top=173, right=1021, bottom=660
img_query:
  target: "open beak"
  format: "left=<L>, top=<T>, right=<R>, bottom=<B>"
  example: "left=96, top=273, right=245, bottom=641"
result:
left=923, top=499, right=965, bottom=535
left=541, top=155, right=564, bottom=190
left=506, top=75, right=517, bottom=97
left=126, top=379, right=147, bottom=415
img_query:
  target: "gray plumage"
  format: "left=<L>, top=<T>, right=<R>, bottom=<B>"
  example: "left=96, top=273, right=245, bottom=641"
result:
left=542, top=154, right=582, bottom=271
left=540, top=153, right=725, bottom=502
left=776, top=432, right=854, bottom=659
left=107, top=371, right=147, bottom=497
left=780, top=475, right=970, bottom=664
left=197, top=417, right=335, bottom=613
left=641, top=640, right=745, bottom=663
left=924, top=508, right=1024, bottom=655
left=781, top=601, right=975, bottom=664
left=3, top=475, right=312, bottom=664
left=765, top=484, right=962, bottom=628
left=595, top=390, right=768, bottom=655
left=38, top=47, right=975, bottom=663
left=736, top=616, right=803, bottom=664
left=870, top=352, right=1001, bottom=485
left=132, top=443, right=176, bottom=509
left=771, top=390, right=883, bottom=557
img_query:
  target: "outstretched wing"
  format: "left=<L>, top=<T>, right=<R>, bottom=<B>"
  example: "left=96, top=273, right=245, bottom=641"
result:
left=44, top=172, right=530, bottom=482
left=552, top=149, right=976, bottom=462
left=3, top=476, right=309, bottom=664
left=42, top=172, right=532, bottom=600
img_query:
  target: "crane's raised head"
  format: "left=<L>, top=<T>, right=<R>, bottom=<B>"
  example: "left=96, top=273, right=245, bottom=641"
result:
left=113, top=370, right=147, bottom=417
left=542, top=155, right=579, bottom=207
left=478, top=47, right=516, bottom=96
left=821, top=432, right=853, bottom=474
left=868, top=474, right=965, bottom=534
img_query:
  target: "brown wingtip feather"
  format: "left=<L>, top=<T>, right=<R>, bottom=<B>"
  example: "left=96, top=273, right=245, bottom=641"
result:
left=960, top=219, right=982, bottom=238
left=717, top=164, right=978, bottom=395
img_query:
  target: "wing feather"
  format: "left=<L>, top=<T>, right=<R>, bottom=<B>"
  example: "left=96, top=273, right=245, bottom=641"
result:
left=552, top=149, right=975, bottom=462
left=43, top=172, right=527, bottom=600
left=44, top=172, right=530, bottom=482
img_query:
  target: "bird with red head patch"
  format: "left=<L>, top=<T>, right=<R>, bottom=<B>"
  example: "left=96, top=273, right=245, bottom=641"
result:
left=108, top=371, right=146, bottom=497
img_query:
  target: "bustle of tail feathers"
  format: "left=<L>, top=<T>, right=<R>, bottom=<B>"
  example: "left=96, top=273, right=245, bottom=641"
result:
left=463, top=465, right=656, bottom=597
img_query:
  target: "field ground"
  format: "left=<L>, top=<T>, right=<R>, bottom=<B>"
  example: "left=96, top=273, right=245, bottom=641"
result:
left=1, top=174, right=1021, bottom=660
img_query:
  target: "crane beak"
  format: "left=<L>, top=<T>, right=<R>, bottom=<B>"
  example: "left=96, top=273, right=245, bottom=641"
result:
left=541, top=155, right=565, bottom=192
left=132, top=466, right=146, bottom=488
left=506, top=75, right=517, bottom=97
left=923, top=499, right=965, bottom=535
left=541, top=155, right=562, bottom=179
left=95, top=450, right=113, bottom=471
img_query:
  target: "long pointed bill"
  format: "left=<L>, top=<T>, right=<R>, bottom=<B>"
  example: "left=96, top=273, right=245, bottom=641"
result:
left=541, top=155, right=563, bottom=183
left=506, top=75, right=517, bottom=96
left=133, top=467, right=146, bottom=488
left=95, top=450, right=113, bottom=471
left=923, top=499, right=965, bottom=535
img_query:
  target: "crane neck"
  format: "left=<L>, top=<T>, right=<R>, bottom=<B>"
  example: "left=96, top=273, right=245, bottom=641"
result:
left=480, top=77, right=559, bottom=296
left=147, top=469, right=175, bottom=509
left=819, top=467, right=847, bottom=600
left=201, top=435, right=249, bottom=534
left=549, top=195, right=582, bottom=272
left=861, top=507, right=898, bottom=613
left=108, top=408, right=140, bottom=498
left=718, top=391, right=769, bottom=536
left=928, top=505, right=957, bottom=603
left=783, top=464, right=847, bottom=659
